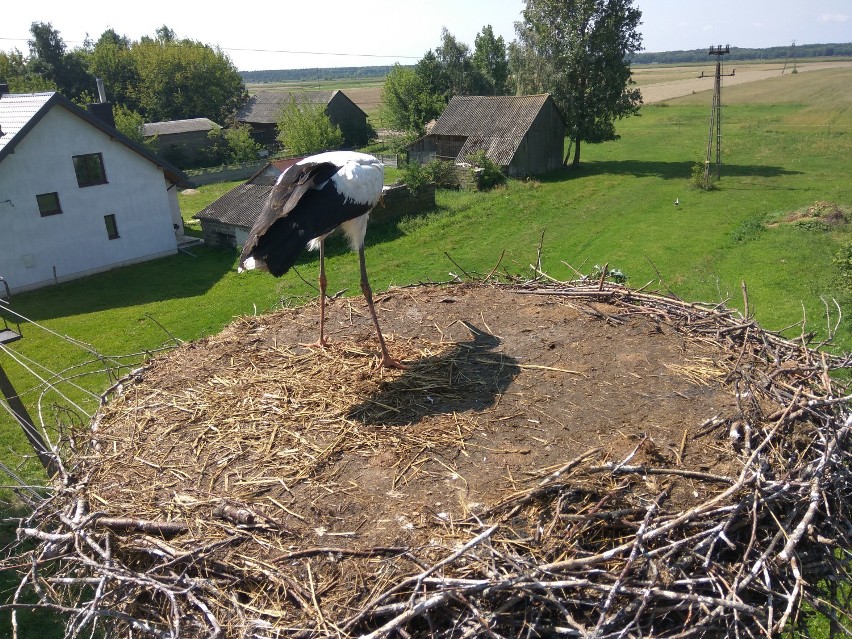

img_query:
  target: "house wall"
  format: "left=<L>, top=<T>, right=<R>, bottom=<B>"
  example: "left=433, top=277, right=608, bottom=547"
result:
left=507, top=101, right=566, bottom=177
left=0, top=106, right=179, bottom=293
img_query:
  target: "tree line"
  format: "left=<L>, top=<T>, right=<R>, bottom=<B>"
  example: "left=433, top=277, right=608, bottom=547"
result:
left=632, top=42, right=852, bottom=65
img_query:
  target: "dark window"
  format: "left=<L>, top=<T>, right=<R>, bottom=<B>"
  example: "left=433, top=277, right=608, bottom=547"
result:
left=73, top=153, right=107, bottom=187
left=104, top=214, right=119, bottom=240
left=36, top=192, right=62, bottom=216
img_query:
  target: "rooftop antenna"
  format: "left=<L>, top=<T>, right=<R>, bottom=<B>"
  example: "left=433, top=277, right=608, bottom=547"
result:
left=700, top=44, right=734, bottom=188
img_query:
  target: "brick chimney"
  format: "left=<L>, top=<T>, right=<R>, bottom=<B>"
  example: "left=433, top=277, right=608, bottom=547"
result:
left=87, top=78, right=116, bottom=129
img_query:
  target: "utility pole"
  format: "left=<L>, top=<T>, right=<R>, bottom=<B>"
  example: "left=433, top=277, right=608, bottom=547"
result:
left=701, top=45, right=734, bottom=188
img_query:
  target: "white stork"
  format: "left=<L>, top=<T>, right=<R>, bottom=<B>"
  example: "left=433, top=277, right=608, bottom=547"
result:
left=239, top=151, right=404, bottom=369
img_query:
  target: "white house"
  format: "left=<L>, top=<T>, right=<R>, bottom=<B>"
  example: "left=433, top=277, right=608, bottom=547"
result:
left=0, top=86, right=190, bottom=294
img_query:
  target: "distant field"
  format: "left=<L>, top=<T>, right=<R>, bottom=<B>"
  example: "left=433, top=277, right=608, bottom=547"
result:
left=245, top=59, right=852, bottom=122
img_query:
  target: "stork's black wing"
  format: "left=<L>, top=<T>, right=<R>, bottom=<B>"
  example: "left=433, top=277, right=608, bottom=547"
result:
left=239, top=161, right=349, bottom=277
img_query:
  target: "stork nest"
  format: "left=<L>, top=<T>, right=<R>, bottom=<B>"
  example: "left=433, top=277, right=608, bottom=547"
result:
left=8, top=278, right=852, bottom=638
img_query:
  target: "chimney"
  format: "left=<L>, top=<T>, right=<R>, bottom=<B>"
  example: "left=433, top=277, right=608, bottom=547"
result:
left=0, top=83, right=9, bottom=96
left=87, top=78, right=116, bottom=129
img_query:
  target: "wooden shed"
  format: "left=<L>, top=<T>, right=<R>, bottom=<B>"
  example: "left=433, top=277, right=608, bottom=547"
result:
left=407, top=94, right=566, bottom=177
left=141, top=118, right=220, bottom=167
left=236, top=90, right=372, bottom=151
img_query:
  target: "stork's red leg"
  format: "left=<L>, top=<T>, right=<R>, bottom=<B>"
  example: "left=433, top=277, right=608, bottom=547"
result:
left=301, top=240, right=330, bottom=349
left=358, top=246, right=406, bottom=369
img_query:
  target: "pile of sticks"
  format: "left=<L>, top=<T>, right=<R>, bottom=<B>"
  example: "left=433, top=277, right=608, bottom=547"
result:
left=6, top=279, right=852, bottom=638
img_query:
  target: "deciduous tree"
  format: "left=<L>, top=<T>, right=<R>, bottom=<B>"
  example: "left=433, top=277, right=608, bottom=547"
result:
left=473, top=25, right=509, bottom=95
left=380, top=64, right=445, bottom=133
left=276, top=99, right=344, bottom=156
left=511, top=0, right=643, bottom=167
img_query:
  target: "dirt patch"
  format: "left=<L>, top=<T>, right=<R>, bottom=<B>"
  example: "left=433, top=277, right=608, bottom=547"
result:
left=16, top=282, right=852, bottom=638
left=768, top=200, right=849, bottom=227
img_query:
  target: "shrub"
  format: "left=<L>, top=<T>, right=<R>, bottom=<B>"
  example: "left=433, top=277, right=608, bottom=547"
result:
left=465, top=150, right=506, bottom=190
left=691, top=161, right=718, bottom=191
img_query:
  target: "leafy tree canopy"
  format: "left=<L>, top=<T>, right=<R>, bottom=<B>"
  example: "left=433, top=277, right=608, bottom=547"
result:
left=276, top=99, right=344, bottom=156
left=1, top=22, right=247, bottom=125
left=511, top=0, right=643, bottom=167
left=380, top=64, right=446, bottom=134
left=381, top=26, right=511, bottom=133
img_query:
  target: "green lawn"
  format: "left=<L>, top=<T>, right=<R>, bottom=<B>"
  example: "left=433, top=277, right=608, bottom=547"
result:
left=2, top=66, right=851, bottom=491
left=1, top=65, right=851, bottom=635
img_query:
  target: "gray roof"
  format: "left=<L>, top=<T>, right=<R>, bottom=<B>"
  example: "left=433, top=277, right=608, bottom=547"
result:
left=0, top=91, right=191, bottom=186
left=142, top=118, right=220, bottom=137
left=429, top=94, right=563, bottom=166
left=194, top=164, right=282, bottom=227
left=236, top=90, right=338, bottom=125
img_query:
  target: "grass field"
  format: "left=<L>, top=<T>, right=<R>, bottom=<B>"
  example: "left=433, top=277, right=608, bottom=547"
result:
left=1, top=63, right=851, bottom=637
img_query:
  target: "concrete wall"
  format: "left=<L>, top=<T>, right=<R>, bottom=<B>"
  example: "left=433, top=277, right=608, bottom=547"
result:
left=0, top=106, right=179, bottom=293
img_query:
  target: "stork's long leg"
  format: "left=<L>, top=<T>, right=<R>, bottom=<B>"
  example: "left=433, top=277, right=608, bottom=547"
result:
left=301, top=239, right=330, bottom=349
left=358, top=245, right=405, bottom=369
left=317, top=239, right=329, bottom=347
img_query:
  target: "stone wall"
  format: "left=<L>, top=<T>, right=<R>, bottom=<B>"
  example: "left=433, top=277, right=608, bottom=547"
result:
left=370, top=184, right=437, bottom=224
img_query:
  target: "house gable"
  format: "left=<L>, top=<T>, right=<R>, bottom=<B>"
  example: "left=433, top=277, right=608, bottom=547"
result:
left=0, top=91, right=191, bottom=293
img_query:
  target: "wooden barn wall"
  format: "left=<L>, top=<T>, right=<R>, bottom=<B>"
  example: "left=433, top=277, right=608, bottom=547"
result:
left=153, top=131, right=214, bottom=163
left=507, top=103, right=566, bottom=177
left=434, top=135, right=466, bottom=161
left=326, top=96, right=371, bottom=147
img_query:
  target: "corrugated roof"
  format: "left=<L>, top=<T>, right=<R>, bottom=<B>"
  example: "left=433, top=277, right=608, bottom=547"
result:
left=142, top=118, right=220, bottom=137
left=428, top=94, right=560, bottom=166
left=194, top=183, right=272, bottom=227
left=0, top=92, right=54, bottom=154
left=237, top=90, right=337, bottom=124
left=194, top=163, right=283, bottom=227
left=0, top=91, right=191, bottom=186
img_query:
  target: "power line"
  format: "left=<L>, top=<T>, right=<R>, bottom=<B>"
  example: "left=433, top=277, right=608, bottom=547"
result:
left=224, top=46, right=419, bottom=60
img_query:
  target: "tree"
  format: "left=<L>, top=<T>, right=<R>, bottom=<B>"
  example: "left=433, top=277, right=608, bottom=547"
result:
left=26, top=22, right=94, bottom=100
left=276, top=99, right=344, bottom=156
left=128, top=29, right=247, bottom=122
left=380, top=64, right=445, bottom=133
left=88, top=29, right=140, bottom=111
left=472, top=25, right=509, bottom=95
left=435, top=28, right=487, bottom=96
left=512, top=0, right=643, bottom=167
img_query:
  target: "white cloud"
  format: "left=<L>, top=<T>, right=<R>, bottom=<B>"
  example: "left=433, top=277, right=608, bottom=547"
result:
left=817, top=13, right=849, bottom=23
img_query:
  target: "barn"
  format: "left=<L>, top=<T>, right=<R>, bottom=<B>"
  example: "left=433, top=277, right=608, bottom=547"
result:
left=141, top=118, right=220, bottom=168
left=407, top=94, right=566, bottom=177
left=236, top=90, right=372, bottom=151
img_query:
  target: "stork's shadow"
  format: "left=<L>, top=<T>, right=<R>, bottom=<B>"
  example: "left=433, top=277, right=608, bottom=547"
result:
left=347, top=322, right=520, bottom=426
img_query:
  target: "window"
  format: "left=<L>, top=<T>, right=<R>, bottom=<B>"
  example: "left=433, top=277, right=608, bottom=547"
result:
left=73, top=153, right=107, bottom=187
left=36, top=192, right=62, bottom=216
left=104, top=214, right=119, bottom=240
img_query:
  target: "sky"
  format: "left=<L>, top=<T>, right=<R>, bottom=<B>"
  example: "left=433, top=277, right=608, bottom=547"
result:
left=0, top=0, right=849, bottom=72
